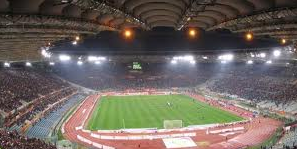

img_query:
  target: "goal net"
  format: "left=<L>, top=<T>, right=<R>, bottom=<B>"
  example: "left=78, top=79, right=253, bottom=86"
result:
left=163, top=120, right=183, bottom=129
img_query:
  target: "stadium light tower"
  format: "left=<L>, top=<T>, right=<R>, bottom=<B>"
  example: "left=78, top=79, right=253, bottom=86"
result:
left=49, top=62, right=55, bottom=66
left=245, top=32, right=253, bottom=41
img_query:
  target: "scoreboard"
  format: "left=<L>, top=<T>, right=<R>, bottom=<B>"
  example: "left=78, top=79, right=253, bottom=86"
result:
left=132, top=62, right=142, bottom=70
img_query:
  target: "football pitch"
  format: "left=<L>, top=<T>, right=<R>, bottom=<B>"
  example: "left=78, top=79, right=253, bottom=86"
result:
left=87, top=94, right=244, bottom=130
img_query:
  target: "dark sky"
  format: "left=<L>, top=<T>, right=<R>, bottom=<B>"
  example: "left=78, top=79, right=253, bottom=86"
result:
left=51, top=27, right=282, bottom=55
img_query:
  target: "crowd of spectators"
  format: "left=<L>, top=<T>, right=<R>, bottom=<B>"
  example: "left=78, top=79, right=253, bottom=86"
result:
left=54, top=62, right=213, bottom=90
left=5, top=88, right=76, bottom=127
left=55, top=63, right=297, bottom=105
left=0, top=68, right=69, bottom=112
left=0, top=130, right=56, bottom=149
left=0, top=62, right=297, bottom=148
left=207, top=65, right=297, bottom=105
left=0, top=68, right=75, bottom=148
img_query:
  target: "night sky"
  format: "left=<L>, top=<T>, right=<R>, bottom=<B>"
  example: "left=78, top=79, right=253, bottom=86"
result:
left=51, top=27, right=282, bottom=55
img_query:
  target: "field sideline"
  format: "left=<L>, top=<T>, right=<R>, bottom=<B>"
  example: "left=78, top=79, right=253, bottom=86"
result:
left=87, top=94, right=244, bottom=130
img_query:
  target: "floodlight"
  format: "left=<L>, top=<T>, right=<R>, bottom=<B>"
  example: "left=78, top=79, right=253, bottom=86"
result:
left=203, top=56, right=208, bottom=60
left=95, top=61, right=101, bottom=65
left=190, top=60, right=196, bottom=64
left=59, top=54, right=71, bottom=61
left=273, top=50, right=281, bottom=57
left=97, top=56, right=106, bottom=61
left=41, top=49, right=51, bottom=58
left=281, top=39, right=286, bottom=44
left=260, top=53, right=266, bottom=58
left=172, top=55, right=194, bottom=61
left=72, top=41, right=77, bottom=45
left=266, top=60, right=272, bottom=64
left=75, top=36, right=80, bottom=41
left=184, top=55, right=194, bottom=61
left=247, top=60, right=253, bottom=64
left=123, top=29, right=133, bottom=38
left=49, top=62, right=55, bottom=66
left=171, top=60, right=177, bottom=64
left=221, top=60, right=227, bottom=64
left=77, top=61, right=83, bottom=65
left=245, top=32, right=253, bottom=41
left=188, top=28, right=197, bottom=38
left=26, top=62, right=32, bottom=67
left=88, top=56, right=97, bottom=61
left=4, top=62, right=10, bottom=67
left=218, top=54, right=233, bottom=61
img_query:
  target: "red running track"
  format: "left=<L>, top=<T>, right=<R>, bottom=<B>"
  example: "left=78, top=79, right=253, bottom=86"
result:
left=63, top=94, right=282, bottom=149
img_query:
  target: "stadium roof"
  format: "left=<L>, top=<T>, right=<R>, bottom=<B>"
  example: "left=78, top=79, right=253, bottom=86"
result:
left=0, top=0, right=297, bottom=61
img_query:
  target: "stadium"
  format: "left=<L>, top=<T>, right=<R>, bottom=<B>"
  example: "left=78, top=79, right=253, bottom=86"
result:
left=1, top=0, right=297, bottom=149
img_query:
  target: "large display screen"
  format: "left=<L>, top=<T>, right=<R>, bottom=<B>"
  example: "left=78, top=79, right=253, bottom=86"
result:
left=132, top=62, right=142, bottom=70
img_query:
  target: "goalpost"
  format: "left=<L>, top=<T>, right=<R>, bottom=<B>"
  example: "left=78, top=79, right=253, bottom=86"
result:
left=163, top=120, right=183, bottom=129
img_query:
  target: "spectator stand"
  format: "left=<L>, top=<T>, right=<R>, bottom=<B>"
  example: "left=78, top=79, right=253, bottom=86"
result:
left=26, top=93, right=86, bottom=143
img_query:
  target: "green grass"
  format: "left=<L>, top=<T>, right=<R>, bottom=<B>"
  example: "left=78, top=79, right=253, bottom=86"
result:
left=87, top=94, right=244, bottom=130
